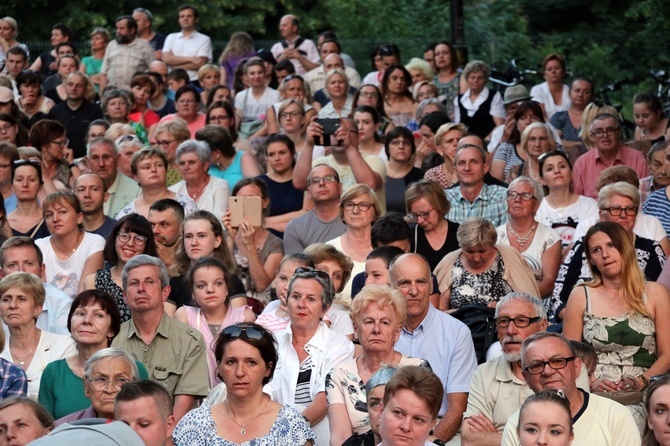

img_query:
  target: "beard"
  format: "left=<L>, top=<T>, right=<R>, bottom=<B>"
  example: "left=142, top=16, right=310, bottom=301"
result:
left=501, top=335, right=524, bottom=363
left=116, top=34, right=133, bottom=44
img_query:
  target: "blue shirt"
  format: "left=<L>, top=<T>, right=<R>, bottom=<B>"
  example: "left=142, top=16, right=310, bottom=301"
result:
left=0, top=358, right=27, bottom=398
left=643, top=189, right=670, bottom=237
left=446, top=183, right=509, bottom=227
left=395, top=304, right=478, bottom=417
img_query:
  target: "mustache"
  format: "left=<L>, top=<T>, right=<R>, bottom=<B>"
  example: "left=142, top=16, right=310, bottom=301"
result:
left=501, top=336, right=523, bottom=347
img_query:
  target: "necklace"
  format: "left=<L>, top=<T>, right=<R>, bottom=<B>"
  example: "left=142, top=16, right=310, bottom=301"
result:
left=223, top=398, right=268, bottom=436
left=508, top=222, right=536, bottom=247
left=10, top=332, right=39, bottom=369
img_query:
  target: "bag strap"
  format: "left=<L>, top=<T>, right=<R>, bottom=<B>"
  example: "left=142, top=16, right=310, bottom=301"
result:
left=29, top=219, right=44, bottom=238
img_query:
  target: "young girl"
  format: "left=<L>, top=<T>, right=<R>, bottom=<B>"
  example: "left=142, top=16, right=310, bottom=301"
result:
left=175, top=257, right=255, bottom=388
left=517, top=389, right=574, bottom=446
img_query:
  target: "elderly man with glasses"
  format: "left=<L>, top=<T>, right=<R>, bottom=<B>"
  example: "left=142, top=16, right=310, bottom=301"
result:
left=572, top=113, right=648, bottom=199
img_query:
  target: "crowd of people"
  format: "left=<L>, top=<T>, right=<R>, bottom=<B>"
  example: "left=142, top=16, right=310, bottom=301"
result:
left=0, top=5, right=670, bottom=446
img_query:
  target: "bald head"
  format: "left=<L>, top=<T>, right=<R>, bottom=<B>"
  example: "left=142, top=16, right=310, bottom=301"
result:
left=149, top=60, right=168, bottom=76
left=279, top=15, right=299, bottom=39
left=324, top=54, right=345, bottom=73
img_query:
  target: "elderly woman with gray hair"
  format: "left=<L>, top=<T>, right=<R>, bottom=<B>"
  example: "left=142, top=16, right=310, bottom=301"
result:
left=271, top=266, right=354, bottom=446
left=496, top=177, right=562, bottom=298
left=54, top=348, right=140, bottom=425
left=168, top=139, right=230, bottom=219
left=435, top=217, right=540, bottom=312
left=453, top=60, right=506, bottom=139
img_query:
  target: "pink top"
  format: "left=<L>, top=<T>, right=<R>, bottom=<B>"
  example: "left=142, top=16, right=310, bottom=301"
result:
left=184, top=305, right=250, bottom=388
left=572, top=145, right=648, bottom=199
left=158, top=112, right=207, bottom=138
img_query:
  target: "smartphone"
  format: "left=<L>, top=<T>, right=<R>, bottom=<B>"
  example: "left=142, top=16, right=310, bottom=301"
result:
left=229, top=196, right=262, bottom=227
left=314, top=118, right=342, bottom=146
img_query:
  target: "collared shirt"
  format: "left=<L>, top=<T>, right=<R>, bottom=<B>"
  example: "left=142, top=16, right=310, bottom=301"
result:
left=395, top=305, right=477, bottom=417
left=111, top=313, right=209, bottom=397
left=162, top=31, right=212, bottom=81
left=304, top=65, right=362, bottom=94
left=639, top=175, right=657, bottom=206
left=101, top=37, right=154, bottom=89
left=104, top=173, right=141, bottom=219
left=446, top=183, right=509, bottom=227
left=37, top=284, right=72, bottom=335
left=453, top=87, right=506, bottom=122
left=0, top=358, right=27, bottom=398
left=270, top=35, right=320, bottom=76
left=572, top=145, right=648, bottom=199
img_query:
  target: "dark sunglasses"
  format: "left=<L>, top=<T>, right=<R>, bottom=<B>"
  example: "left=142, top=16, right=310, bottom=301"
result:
left=221, top=325, right=266, bottom=341
left=294, top=267, right=331, bottom=281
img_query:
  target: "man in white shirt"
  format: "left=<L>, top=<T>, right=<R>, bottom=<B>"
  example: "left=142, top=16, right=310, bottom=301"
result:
left=162, top=5, right=212, bottom=83
left=304, top=40, right=361, bottom=94
left=271, top=15, right=320, bottom=76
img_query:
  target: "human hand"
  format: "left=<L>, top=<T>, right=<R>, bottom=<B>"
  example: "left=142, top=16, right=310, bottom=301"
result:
left=222, top=210, right=237, bottom=239
left=306, top=116, right=323, bottom=146
left=592, top=378, right=620, bottom=392
left=238, top=219, right=255, bottom=248
left=467, top=414, right=497, bottom=433
left=62, top=147, right=74, bottom=164
left=501, top=115, right=516, bottom=142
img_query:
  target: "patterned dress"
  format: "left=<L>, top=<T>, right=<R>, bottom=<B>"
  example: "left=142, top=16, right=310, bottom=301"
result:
left=94, top=267, right=131, bottom=322
left=582, top=286, right=656, bottom=430
left=449, top=252, right=513, bottom=309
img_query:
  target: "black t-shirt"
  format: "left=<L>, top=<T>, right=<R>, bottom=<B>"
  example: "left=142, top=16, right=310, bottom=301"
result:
left=410, top=219, right=460, bottom=271
left=48, top=100, right=105, bottom=158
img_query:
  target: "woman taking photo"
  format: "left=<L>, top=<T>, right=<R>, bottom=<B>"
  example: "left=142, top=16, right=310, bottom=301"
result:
left=80, top=27, right=109, bottom=93
left=405, top=179, right=460, bottom=272
left=175, top=257, right=255, bottom=388
left=564, top=221, right=670, bottom=429
left=128, top=74, right=160, bottom=142
left=433, top=41, right=462, bottom=120
left=531, top=53, right=570, bottom=121
left=454, top=60, right=505, bottom=139
left=496, top=177, right=562, bottom=298
left=0, top=272, right=76, bottom=398
left=535, top=150, right=599, bottom=252
left=435, top=217, right=540, bottom=311
left=385, top=127, right=423, bottom=213
left=506, top=122, right=558, bottom=182
left=116, top=147, right=198, bottom=219
left=317, top=69, right=353, bottom=118
left=354, top=106, right=386, bottom=162
left=381, top=65, right=417, bottom=127
left=154, top=119, right=190, bottom=187
left=326, top=184, right=380, bottom=302
left=352, top=84, right=395, bottom=137
left=7, top=160, right=50, bottom=239
left=327, top=285, right=429, bottom=446
left=169, top=139, right=230, bottom=220
left=16, top=70, right=54, bottom=123
left=224, top=178, right=283, bottom=304
left=272, top=267, right=354, bottom=445
left=160, top=85, right=207, bottom=137
left=38, top=290, right=142, bottom=419
left=258, top=134, right=310, bottom=235
left=36, top=191, right=105, bottom=297
left=83, top=214, right=157, bottom=323
left=424, top=122, right=467, bottom=188
left=550, top=78, right=594, bottom=150
left=633, top=92, right=670, bottom=144
left=643, top=373, right=670, bottom=446
left=173, top=323, right=316, bottom=445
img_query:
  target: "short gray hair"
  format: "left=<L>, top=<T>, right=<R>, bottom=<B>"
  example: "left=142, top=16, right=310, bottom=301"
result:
left=176, top=139, right=211, bottom=164
left=87, top=137, right=118, bottom=157
left=122, top=254, right=170, bottom=290
left=287, top=269, right=335, bottom=311
left=508, top=176, right=544, bottom=201
left=495, top=291, right=546, bottom=319
left=598, top=181, right=640, bottom=209
left=416, top=99, right=447, bottom=122
left=456, top=217, right=497, bottom=249
left=83, top=347, right=140, bottom=381
left=521, top=332, right=575, bottom=367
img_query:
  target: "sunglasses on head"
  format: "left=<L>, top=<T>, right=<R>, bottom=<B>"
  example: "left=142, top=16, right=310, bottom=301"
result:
left=221, top=325, right=266, bottom=341
left=294, top=267, right=331, bottom=281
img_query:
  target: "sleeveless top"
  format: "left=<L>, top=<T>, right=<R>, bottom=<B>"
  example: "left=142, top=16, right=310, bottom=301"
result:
left=449, top=251, right=513, bottom=309
left=94, top=267, right=131, bottom=322
left=459, top=92, right=495, bottom=139
left=582, top=286, right=656, bottom=381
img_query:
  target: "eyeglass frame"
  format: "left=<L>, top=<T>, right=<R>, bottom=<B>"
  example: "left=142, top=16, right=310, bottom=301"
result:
left=506, top=191, right=536, bottom=202
left=86, top=376, right=132, bottom=391
left=117, top=231, right=148, bottom=246
left=523, top=356, right=575, bottom=375
left=493, top=316, right=542, bottom=328
left=600, top=206, right=638, bottom=217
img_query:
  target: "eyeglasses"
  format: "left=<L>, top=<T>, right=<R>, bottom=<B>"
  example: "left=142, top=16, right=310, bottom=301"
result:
left=177, top=99, right=197, bottom=105
left=591, top=127, right=620, bottom=138
left=87, top=376, right=132, bottom=391
left=343, top=201, right=373, bottom=212
left=155, top=139, right=176, bottom=147
left=13, top=159, right=41, bottom=168
left=280, top=111, right=303, bottom=120
left=117, top=231, right=148, bottom=246
left=494, top=316, right=541, bottom=328
left=51, top=138, right=69, bottom=147
left=601, top=206, right=637, bottom=217
left=0, top=124, right=15, bottom=133
left=407, top=208, right=433, bottom=222
left=307, top=175, right=338, bottom=185
left=209, top=115, right=230, bottom=123
left=524, top=357, right=575, bottom=375
left=294, top=266, right=331, bottom=281
left=283, top=74, right=304, bottom=83
left=506, top=191, right=536, bottom=201
left=359, top=91, right=378, bottom=98
left=221, top=325, right=266, bottom=341
left=117, top=135, right=141, bottom=144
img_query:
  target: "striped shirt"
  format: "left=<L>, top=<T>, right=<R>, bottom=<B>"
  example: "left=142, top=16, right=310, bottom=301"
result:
left=643, top=188, right=670, bottom=237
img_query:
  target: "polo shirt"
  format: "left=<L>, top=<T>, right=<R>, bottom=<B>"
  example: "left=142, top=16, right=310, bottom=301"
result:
left=162, top=31, right=212, bottom=81
left=572, top=145, right=648, bottom=199
left=446, top=183, right=509, bottom=227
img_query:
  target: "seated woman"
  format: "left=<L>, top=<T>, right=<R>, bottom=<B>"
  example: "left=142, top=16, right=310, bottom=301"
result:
left=381, top=65, right=417, bottom=127
left=352, top=84, right=394, bottom=137
left=405, top=57, right=434, bottom=90
left=643, top=374, right=670, bottom=446
left=234, top=58, right=281, bottom=139
left=517, top=390, right=574, bottom=446
left=454, top=60, right=505, bottom=139
left=273, top=99, right=309, bottom=154
left=413, top=109, right=450, bottom=169
left=29, top=119, right=74, bottom=196
left=54, top=348, right=140, bottom=425
left=496, top=177, right=562, bottom=298
left=44, top=55, right=78, bottom=104
left=16, top=71, right=53, bottom=125
left=83, top=214, right=157, bottom=322
left=36, top=192, right=105, bottom=296
left=316, top=69, right=354, bottom=118
left=7, top=159, right=50, bottom=239
left=355, top=106, right=387, bottom=162
left=197, top=64, right=222, bottom=106
left=385, top=127, right=423, bottom=213
left=272, top=267, right=354, bottom=445
left=0, top=272, right=76, bottom=398
left=326, top=285, right=429, bottom=446
left=530, top=53, right=571, bottom=121
left=175, top=257, right=255, bottom=388
left=550, top=182, right=665, bottom=322
left=256, top=253, right=314, bottom=333
left=506, top=122, right=558, bottom=182
left=435, top=217, right=540, bottom=311
left=377, top=366, right=443, bottom=446
left=326, top=184, right=381, bottom=302
left=549, top=78, right=594, bottom=151
left=223, top=178, right=283, bottom=304
left=128, top=74, right=160, bottom=142
left=424, top=123, right=467, bottom=188
left=0, top=114, right=29, bottom=147
left=159, top=85, right=207, bottom=138
left=206, top=100, right=239, bottom=144
left=116, top=147, right=197, bottom=219
left=266, top=75, right=316, bottom=136
left=564, top=221, right=670, bottom=429
left=39, top=290, right=147, bottom=419
left=206, top=84, right=233, bottom=109
left=169, top=139, right=230, bottom=220
left=154, top=118, right=191, bottom=186
left=633, top=92, right=670, bottom=145
left=173, top=323, right=316, bottom=445
left=257, top=134, right=310, bottom=235
left=405, top=179, right=460, bottom=272
left=0, top=397, right=54, bottom=444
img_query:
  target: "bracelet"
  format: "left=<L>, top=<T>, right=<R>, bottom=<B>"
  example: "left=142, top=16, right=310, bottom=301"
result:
left=638, top=375, right=649, bottom=390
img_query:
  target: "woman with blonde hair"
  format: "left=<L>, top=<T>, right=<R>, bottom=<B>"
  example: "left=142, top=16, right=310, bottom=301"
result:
left=197, top=63, right=222, bottom=105
left=405, top=58, right=434, bottom=89
left=0, top=17, right=29, bottom=68
left=218, top=32, right=256, bottom=90
left=507, top=122, right=557, bottom=182
left=80, top=27, right=110, bottom=93
left=317, top=69, right=353, bottom=118
left=424, top=122, right=467, bottom=188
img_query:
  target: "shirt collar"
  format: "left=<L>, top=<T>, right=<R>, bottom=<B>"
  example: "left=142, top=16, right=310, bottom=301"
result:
left=126, top=313, right=170, bottom=340
left=286, top=321, right=330, bottom=352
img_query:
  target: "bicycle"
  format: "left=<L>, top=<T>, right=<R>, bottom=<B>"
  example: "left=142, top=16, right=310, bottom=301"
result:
left=488, top=58, right=539, bottom=94
left=594, top=78, right=636, bottom=140
left=650, top=69, right=670, bottom=117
